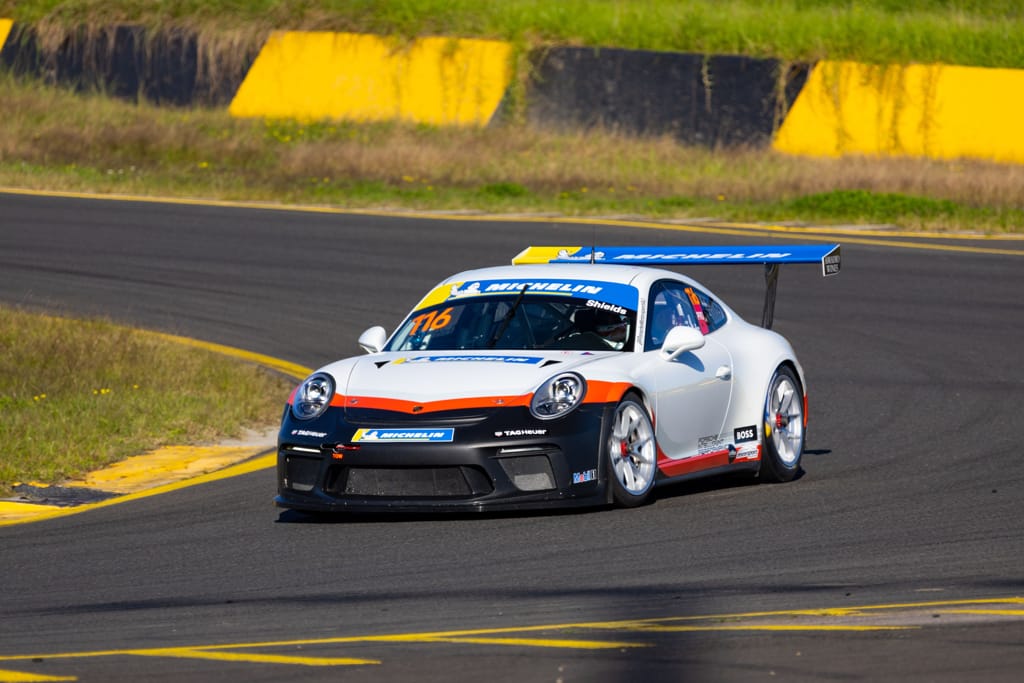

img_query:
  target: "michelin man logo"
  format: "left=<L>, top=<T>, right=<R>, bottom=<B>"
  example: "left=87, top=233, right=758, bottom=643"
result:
left=449, top=282, right=481, bottom=298
left=557, top=249, right=604, bottom=262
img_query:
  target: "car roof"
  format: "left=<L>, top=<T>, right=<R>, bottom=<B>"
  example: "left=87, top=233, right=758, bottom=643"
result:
left=439, top=263, right=699, bottom=290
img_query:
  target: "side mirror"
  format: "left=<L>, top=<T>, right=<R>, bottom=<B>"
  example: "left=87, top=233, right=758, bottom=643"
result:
left=659, top=325, right=705, bottom=361
left=358, top=326, right=387, bottom=354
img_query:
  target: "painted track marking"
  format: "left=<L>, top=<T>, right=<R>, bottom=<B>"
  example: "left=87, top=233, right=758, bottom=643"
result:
left=1, top=597, right=1021, bottom=679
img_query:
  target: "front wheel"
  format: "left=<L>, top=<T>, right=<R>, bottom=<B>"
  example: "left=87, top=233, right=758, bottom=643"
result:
left=607, top=397, right=658, bottom=507
left=759, top=366, right=804, bottom=483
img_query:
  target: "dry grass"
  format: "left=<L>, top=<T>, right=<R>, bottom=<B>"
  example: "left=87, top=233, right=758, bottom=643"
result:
left=2, top=74, right=1023, bottom=231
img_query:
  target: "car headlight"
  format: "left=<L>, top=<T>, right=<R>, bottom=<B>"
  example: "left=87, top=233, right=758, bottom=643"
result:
left=291, top=373, right=335, bottom=420
left=530, top=372, right=586, bottom=420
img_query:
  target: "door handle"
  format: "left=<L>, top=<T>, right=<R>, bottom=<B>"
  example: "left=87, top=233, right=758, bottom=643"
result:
left=715, top=365, right=732, bottom=380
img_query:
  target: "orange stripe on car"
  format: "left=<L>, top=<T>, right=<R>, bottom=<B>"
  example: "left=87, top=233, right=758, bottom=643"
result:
left=584, top=380, right=633, bottom=404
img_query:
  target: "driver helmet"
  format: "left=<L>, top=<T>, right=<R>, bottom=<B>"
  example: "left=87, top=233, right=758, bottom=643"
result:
left=592, top=309, right=629, bottom=348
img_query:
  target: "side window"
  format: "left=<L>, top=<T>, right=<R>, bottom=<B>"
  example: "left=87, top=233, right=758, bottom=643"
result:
left=686, top=287, right=728, bottom=334
left=645, top=281, right=698, bottom=349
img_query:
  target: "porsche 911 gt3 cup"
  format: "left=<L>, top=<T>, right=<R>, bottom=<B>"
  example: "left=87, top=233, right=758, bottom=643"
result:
left=276, top=244, right=840, bottom=513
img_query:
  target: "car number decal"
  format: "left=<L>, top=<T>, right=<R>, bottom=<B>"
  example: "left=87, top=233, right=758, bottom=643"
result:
left=408, top=306, right=453, bottom=335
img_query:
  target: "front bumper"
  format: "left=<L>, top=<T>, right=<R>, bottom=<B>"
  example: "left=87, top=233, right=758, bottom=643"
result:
left=275, top=403, right=615, bottom=513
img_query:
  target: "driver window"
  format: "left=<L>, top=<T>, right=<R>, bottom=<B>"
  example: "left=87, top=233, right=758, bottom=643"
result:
left=645, top=282, right=698, bottom=350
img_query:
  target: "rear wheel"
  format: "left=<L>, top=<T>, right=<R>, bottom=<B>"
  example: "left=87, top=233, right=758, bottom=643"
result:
left=607, top=396, right=657, bottom=507
left=759, top=366, right=804, bottom=483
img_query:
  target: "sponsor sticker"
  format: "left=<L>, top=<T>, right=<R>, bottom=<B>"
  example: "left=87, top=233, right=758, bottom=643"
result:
left=735, top=444, right=760, bottom=460
left=494, top=428, right=548, bottom=438
left=612, top=250, right=795, bottom=262
left=585, top=299, right=627, bottom=315
left=823, top=248, right=841, bottom=276
left=697, top=434, right=725, bottom=455
left=684, top=287, right=710, bottom=335
left=416, top=278, right=640, bottom=312
left=352, top=428, right=454, bottom=443
left=449, top=279, right=603, bottom=298
left=291, top=429, right=328, bottom=438
left=557, top=248, right=605, bottom=261
left=734, top=425, right=757, bottom=443
left=572, top=469, right=598, bottom=484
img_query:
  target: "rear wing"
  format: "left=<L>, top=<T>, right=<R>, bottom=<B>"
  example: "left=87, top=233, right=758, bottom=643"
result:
left=512, top=245, right=841, bottom=329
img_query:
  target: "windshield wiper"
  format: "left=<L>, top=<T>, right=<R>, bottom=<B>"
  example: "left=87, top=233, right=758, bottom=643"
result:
left=486, top=284, right=528, bottom=349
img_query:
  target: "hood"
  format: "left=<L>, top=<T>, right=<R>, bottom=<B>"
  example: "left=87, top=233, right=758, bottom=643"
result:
left=321, top=350, right=614, bottom=412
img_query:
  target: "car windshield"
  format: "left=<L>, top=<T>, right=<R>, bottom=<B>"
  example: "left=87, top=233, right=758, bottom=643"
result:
left=385, top=294, right=638, bottom=352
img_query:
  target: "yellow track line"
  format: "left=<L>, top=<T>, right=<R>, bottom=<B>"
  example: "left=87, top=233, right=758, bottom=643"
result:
left=2, top=596, right=1021, bottom=668
left=130, top=648, right=377, bottom=666
left=147, top=331, right=310, bottom=380
left=0, top=454, right=277, bottom=527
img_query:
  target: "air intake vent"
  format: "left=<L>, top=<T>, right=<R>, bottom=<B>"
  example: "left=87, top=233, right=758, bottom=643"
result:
left=282, top=453, right=321, bottom=492
left=329, top=466, right=493, bottom=498
left=498, top=454, right=555, bottom=492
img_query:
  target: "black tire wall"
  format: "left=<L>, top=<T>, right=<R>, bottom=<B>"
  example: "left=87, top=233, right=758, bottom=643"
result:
left=0, top=23, right=258, bottom=107
left=523, top=47, right=810, bottom=147
left=1, top=22, right=809, bottom=147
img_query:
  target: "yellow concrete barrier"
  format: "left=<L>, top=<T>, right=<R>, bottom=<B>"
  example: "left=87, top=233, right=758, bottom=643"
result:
left=774, top=60, right=1024, bottom=164
left=230, top=31, right=512, bottom=126
left=0, top=18, right=13, bottom=52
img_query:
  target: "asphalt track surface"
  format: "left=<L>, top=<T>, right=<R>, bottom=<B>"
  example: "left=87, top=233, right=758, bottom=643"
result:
left=1, top=190, right=1023, bottom=682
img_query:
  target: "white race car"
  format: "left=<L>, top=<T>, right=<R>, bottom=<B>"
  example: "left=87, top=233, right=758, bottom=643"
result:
left=276, top=244, right=840, bottom=513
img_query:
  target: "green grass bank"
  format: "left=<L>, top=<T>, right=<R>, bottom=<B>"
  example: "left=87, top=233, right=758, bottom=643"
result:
left=0, top=306, right=294, bottom=498
left=5, top=0, right=1024, bottom=68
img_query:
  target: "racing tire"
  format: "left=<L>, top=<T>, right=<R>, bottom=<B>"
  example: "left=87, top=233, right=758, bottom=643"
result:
left=606, top=395, right=658, bottom=507
left=759, top=365, right=804, bottom=483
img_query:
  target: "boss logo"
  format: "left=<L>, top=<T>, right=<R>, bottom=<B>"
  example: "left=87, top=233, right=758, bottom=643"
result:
left=734, top=425, right=757, bottom=443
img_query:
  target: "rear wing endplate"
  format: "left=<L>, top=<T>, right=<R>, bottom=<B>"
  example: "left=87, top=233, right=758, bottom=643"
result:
left=512, top=245, right=841, bottom=329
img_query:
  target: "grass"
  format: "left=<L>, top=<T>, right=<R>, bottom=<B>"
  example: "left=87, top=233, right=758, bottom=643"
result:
left=3, top=72, right=1024, bottom=232
left=4, top=1, right=1024, bottom=67
left=0, top=306, right=295, bottom=498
